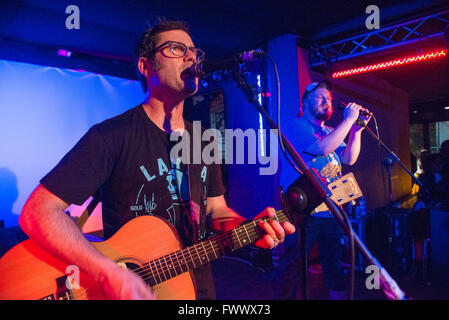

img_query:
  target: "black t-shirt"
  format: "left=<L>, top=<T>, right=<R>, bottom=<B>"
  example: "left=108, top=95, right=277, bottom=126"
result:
left=41, top=104, right=225, bottom=299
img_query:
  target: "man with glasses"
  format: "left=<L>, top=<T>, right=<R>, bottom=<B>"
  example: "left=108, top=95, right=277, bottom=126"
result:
left=19, top=19, right=294, bottom=300
left=277, top=81, right=371, bottom=300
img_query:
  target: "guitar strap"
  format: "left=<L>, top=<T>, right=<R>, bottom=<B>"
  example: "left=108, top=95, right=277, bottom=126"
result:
left=185, top=123, right=209, bottom=244
left=187, top=163, right=207, bottom=243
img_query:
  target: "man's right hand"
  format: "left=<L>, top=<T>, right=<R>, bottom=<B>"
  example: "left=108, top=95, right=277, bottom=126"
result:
left=99, top=264, right=156, bottom=300
left=343, top=102, right=364, bottom=123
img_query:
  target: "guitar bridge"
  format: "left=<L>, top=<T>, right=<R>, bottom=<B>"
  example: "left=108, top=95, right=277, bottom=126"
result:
left=40, top=275, right=74, bottom=300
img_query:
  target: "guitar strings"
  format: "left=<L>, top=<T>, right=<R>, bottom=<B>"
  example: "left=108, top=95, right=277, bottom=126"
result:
left=65, top=210, right=289, bottom=300
left=126, top=210, right=290, bottom=282
left=115, top=210, right=289, bottom=282
left=66, top=228, right=240, bottom=299
left=68, top=211, right=290, bottom=300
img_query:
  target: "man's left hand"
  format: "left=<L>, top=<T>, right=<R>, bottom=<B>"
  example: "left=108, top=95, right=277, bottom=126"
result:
left=253, top=207, right=296, bottom=250
left=353, top=108, right=372, bottom=132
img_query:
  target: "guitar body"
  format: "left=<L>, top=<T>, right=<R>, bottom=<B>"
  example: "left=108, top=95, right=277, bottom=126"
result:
left=0, top=215, right=196, bottom=300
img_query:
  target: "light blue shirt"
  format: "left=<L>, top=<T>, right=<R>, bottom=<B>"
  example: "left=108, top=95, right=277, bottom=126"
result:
left=280, top=117, right=346, bottom=217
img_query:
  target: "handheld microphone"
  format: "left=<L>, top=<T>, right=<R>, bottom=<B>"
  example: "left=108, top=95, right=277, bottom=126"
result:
left=187, top=50, right=264, bottom=78
left=337, top=102, right=373, bottom=117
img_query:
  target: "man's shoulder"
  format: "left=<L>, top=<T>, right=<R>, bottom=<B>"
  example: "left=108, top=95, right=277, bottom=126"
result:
left=92, top=104, right=142, bottom=135
left=284, top=116, right=312, bottom=133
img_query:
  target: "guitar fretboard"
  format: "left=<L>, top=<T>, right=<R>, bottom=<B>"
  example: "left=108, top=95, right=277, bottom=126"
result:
left=143, top=210, right=290, bottom=286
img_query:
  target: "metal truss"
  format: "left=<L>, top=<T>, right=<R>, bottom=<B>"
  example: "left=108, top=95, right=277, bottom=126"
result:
left=309, top=9, right=449, bottom=68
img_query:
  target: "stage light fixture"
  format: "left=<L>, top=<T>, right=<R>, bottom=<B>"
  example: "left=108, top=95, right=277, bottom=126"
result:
left=57, top=49, right=72, bottom=57
left=331, top=49, right=447, bottom=79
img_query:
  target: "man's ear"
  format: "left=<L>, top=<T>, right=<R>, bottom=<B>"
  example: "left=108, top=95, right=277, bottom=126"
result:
left=137, top=57, right=152, bottom=78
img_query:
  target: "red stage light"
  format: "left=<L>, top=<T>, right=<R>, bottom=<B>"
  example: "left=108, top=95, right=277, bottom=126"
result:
left=331, top=49, right=447, bottom=79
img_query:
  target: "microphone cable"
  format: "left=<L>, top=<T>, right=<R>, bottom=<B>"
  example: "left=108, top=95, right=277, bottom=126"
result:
left=264, top=53, right=302, bottom=176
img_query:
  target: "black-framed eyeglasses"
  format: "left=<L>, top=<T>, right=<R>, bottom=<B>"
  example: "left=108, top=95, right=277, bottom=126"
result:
left=153, top=41, right=205, bottom=61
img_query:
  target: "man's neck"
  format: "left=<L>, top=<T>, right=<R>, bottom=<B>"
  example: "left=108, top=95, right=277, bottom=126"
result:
left=304, top=112, right=324, bottom=127
left=142, top=95, right=185, bottom=133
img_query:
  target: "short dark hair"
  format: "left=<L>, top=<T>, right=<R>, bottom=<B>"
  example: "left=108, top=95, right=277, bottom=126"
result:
left=135, top=18, right=190, bottom=92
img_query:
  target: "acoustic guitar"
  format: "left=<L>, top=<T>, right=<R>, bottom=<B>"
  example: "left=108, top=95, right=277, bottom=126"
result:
left=0, top=211, right=290, bottom=300
left=0, top=173, right=362, bottom=300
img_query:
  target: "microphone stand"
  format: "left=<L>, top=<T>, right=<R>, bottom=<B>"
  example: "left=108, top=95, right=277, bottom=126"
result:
left=383, top=157, right=393, bottom=211
left=230, top=69, right=407, bottom=300
left=357, top=119, right=422, bottom=189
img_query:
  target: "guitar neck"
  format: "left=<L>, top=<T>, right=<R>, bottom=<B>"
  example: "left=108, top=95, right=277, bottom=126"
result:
left=144, top=210, right=290, bottom=287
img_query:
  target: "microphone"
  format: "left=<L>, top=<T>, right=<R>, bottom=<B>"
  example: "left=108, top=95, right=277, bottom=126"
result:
left=187, top=50, right=264, bottom=78
left=337, top=102, right=373, bottom=117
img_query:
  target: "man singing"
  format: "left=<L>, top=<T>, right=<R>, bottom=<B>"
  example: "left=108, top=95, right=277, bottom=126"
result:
left=277, top=80, right=371, bottom=299
left=18, top=19, right=295, bottom=300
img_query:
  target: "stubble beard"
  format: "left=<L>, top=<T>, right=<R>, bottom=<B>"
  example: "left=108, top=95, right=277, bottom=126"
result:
left=312, top=106, right=332, bottom=122
left=152, top=62, right=198, bottom=102
left=316, top=111, right=331, bottom=121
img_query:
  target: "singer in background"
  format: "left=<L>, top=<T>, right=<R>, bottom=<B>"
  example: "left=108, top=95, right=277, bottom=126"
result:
left=277, top=80, right=371, bottom=300
left=18, top=18, right=294, bottom=300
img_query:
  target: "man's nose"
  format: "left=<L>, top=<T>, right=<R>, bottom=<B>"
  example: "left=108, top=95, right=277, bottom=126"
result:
left=184, top=48, right=197, bottom=62
left=322, top=98, right=332, bottom=106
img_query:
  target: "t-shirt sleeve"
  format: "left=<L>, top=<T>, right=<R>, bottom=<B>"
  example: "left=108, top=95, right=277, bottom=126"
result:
left=283, top=119, right=317, bottom=155
left=206, top=162, right=225, bottom=197
left=325, top=127, right=347, bottom=159
left=335, top=144, right=347, bottom=159
left=40, top=125, right=115, bottom=205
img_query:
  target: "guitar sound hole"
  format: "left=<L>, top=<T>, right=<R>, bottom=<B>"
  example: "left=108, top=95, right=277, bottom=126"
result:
left=124, top=262, right=141, bottom=271
left=115, top=257, right=144, bottom=273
